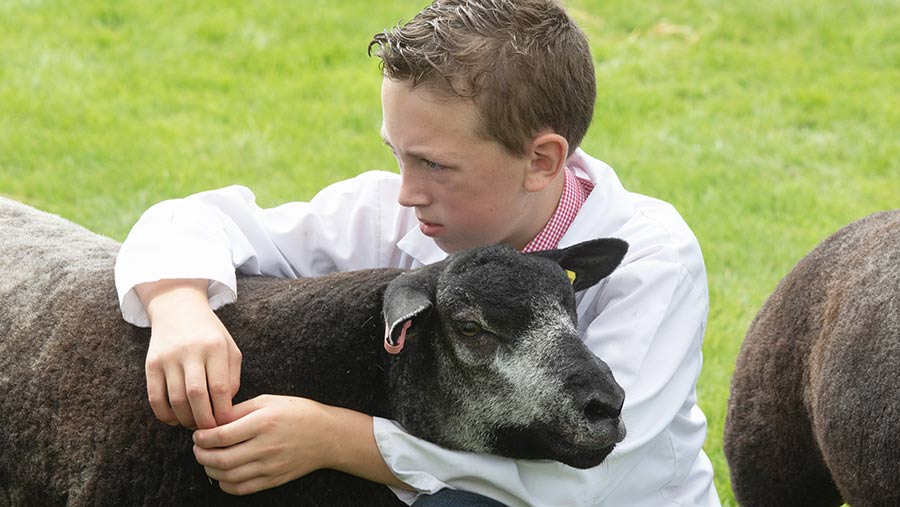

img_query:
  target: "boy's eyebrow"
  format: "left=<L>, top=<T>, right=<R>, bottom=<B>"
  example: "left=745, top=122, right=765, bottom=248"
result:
left=380, top=128, right=457, bottom=164
left=380, top=135, right=432, bottom=161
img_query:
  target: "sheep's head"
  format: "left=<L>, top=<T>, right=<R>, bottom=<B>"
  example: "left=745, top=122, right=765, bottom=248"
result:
left=382, top=238, right=628, bottom=469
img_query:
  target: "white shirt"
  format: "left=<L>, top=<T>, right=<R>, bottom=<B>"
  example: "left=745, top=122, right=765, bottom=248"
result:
left=115, top=149, right=720, bottom=507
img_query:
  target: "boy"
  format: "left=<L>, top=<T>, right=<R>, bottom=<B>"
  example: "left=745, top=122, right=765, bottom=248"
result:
left=115, top=1, right=720, bottom=505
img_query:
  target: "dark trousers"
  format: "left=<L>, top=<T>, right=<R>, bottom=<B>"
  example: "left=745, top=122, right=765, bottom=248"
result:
left=412, top=489, right=508, bottom=507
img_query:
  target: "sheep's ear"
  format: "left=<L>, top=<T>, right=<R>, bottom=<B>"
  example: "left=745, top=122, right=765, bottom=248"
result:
left=531, top=238, right=628, bottom=292
left=382, top=268, right=437, bottom=354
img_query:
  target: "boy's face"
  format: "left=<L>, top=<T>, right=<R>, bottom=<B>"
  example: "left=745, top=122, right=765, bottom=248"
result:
left=381, top=78, right=542, bottom=253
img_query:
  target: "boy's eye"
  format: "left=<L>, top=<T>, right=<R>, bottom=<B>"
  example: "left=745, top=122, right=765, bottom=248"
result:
left=421, top=158, right=445, bottom=171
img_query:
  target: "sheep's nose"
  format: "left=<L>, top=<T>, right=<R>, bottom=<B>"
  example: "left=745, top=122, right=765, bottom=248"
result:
left=581, top=392, right=624, bottom=424
left=567, top=355, right=625, bottom=425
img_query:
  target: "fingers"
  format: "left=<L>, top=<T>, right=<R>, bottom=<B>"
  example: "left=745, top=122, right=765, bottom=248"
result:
left=218, top=476, right=282, bottom=497
left=228, top=337, right=242, bottom=398
left=193, top=401, right=265, bottom=449
left=156, top=344, right=228, bottom=429
left=185, top=361, right=216, bottom=429
left=193, top=409, right=268, bottom=491
left=225, top=396, right=269, bottom=425
left=194, top=443, right=268, bottom=496
left=143, top=304, right=243, bottom=429
left=210, top=337, right=242, bottom=426
left=165, top=365, right=196, bottom=429
left=201, top=459, right=265, bottom=485
left=192, top=399, right=288, bottom=497
left=146, top=362, right=178, bottom=425
left=147, top=350, right=212, bottom=429
left=150, top=348, right=235, bottom=429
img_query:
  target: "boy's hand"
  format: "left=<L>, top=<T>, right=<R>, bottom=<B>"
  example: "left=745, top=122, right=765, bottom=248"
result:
left=192, top=395, right=331, bottom=495
left=137, top=279, right=242, bottom=429
left=192, top=395, right=410, bottom=495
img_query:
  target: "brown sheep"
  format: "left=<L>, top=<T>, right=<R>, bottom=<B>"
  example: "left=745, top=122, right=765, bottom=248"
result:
left=724, top=210, right=900, bottom=507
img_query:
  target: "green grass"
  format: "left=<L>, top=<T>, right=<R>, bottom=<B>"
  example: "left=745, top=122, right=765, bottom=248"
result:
left=2, top=1, right=898, bottom=504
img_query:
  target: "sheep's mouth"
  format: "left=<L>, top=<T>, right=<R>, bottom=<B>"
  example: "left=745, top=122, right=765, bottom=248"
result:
left=564, top=443, right=617, bottom=469
left=491, top=418, right=625, bottom=469
left=555, top=416, right=625, bottom=468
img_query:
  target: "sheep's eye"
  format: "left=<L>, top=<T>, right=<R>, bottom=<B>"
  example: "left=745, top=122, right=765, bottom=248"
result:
left=458, top=321, right=482, bottom=337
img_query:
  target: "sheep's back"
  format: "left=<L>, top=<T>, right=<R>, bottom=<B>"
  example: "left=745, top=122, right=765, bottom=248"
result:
left=0, top=199, right=202, bottom=505
left=0, top=198, right=119, bottom=344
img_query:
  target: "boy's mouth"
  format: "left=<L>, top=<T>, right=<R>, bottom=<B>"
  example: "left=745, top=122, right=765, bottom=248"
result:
left=418, top=219, right=443, bottom=237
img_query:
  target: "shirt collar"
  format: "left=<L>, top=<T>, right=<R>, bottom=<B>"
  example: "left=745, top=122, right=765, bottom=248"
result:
left=396, top=223, right=448, bottom=267
left=521, top=166, right=593, bottom=253
left=559, top=149, right=634, bottom=247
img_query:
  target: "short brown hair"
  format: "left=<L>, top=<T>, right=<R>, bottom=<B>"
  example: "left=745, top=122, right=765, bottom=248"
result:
left=369, top=0, right=595, bottom=157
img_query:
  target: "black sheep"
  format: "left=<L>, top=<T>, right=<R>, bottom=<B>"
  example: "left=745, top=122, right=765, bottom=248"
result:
left=725, top=210, right=900, bottom=507
left=0, top=197, right=628, bottom=506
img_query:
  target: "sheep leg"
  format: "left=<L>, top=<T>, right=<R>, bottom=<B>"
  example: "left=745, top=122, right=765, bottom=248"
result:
left=809, top=302, right=900, bottom=507
left=725, top=318, right=843, bottom=506
left=726, top=383, right=842, bottom=505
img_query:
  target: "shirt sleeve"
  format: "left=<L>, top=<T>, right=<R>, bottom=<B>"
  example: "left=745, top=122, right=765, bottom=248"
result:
left=372, top=245, right=715, bottom=506
left=114, top=171, right=415, bottom=327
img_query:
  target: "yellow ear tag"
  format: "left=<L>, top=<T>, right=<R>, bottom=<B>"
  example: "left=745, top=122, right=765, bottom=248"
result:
left=566, top=270, right=577, bottom=283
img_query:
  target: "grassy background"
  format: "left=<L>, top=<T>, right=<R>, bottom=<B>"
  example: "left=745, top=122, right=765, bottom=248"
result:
left=2, top=0, right=897, bottom=504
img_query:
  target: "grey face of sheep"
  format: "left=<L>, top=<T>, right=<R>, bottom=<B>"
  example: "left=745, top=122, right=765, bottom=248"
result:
left=383, top=238, right=628, bottom=469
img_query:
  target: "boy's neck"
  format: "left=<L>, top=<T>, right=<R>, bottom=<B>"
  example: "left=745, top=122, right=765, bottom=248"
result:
left=517, top=168, right=568, bottom=250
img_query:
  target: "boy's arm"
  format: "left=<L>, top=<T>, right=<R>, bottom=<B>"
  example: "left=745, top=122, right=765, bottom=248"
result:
left=115, top=171, right=415, bottom=327
left=370, top=258, right=718, bottom=506
left=115, top=171, right=416, bottom=429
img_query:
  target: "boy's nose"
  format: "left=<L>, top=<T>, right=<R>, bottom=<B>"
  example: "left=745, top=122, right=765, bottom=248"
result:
left=397, top=168, right=431, bottom=208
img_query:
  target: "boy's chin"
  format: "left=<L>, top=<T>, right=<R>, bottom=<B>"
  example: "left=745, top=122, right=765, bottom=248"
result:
left=433, top=239, right=456, bottom=253
left=433, top=237, right=467, bottom=254
left=433, top=235, right=513, bottom=254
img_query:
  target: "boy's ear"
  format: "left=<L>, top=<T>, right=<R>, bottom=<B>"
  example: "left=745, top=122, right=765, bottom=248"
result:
left=524, top=132, right=569, bottom=192
left=531, top=238, right=629, bottom=292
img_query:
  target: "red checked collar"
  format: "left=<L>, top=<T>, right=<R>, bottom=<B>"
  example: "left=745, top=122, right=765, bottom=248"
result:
left=522, top=167, right=595, bottom=253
